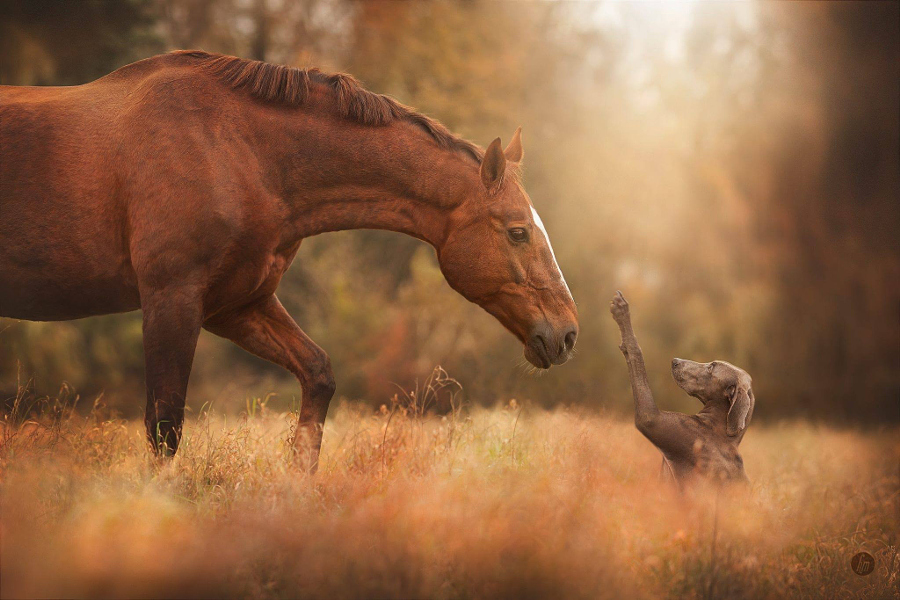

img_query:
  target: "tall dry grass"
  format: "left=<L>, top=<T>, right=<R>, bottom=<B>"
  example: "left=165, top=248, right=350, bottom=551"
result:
left=0, top=381, right=897, bottom=599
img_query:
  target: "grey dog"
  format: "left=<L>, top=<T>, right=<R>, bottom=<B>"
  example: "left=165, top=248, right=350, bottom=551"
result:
left=610, top=291, right=754, bottom=486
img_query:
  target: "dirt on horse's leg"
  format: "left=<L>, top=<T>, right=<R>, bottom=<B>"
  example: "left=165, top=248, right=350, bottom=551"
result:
left=204, top=294, right=335, bottom=473
left=141, top=290, right=203, bottom=456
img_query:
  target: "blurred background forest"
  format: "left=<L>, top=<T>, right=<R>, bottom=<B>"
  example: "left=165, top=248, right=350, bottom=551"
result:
left=1, top=0, right=897, bottom=423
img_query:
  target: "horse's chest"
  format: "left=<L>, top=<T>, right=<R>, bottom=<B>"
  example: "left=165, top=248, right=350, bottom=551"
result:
left=257, top=252, right=294, bottom=293
left=246, top=239, right=301, bottom=293
left=205, top=241, right=300, bottom=315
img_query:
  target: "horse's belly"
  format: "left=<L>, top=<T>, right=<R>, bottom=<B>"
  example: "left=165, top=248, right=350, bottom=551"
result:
left=0, top=266, right=140, bottom=321
left=0, top=200, right=139, bottom=320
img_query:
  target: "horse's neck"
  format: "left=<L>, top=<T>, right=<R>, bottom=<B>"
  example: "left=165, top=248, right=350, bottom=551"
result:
left=275, top=115, right=479, bottom=248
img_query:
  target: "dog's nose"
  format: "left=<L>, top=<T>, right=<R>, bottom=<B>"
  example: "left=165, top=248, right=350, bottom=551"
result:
left=672, top=358, right=682, bottom=368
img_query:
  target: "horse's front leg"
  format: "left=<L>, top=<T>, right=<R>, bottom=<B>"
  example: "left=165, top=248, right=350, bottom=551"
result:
left=204, top=294, right=335, bottom=473
left=141, top=288, right=204, bottom=455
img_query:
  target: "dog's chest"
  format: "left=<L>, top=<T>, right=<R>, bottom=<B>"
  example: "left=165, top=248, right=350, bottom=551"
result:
left=691, top=438, right=746, bottom=481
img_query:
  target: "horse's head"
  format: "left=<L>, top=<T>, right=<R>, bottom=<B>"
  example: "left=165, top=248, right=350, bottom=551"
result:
left=437, top=128, right=578, bottom=369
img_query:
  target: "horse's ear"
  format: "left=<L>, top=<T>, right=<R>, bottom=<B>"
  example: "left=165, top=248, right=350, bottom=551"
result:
left=481, top=137, right=506, bottom=190
left=504, top=126, right=523, bottom=163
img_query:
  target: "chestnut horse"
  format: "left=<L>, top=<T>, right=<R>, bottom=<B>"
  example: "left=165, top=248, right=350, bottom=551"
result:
left=0, top=51, right=578, bottom=470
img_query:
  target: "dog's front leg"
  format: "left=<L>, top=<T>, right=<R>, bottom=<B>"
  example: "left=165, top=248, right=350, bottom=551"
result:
left=610, top=291, right=660, bottom=429
left=610, top=292, right=701, bottom=464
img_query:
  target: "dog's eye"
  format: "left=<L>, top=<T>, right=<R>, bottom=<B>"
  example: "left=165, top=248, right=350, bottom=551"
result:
left=508, top=228, right=528, bottom=243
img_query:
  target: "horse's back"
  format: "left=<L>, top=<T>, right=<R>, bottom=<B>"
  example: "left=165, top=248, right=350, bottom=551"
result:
left=1, top=56, right=276, bottom=321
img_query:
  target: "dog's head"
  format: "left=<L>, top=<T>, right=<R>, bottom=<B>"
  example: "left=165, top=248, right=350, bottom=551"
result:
left=671, top=358, right=754, bottom=437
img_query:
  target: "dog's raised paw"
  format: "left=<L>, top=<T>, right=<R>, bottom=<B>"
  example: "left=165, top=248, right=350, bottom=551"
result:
left=610, top=290, right=630, bottom=324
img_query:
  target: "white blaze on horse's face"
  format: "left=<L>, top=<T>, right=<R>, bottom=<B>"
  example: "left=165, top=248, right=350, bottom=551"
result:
left=530, top=205, right=573, bottom=301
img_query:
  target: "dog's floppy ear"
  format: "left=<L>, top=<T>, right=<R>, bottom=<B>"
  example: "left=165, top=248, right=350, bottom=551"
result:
left=726, top=381, right=754, bottom=437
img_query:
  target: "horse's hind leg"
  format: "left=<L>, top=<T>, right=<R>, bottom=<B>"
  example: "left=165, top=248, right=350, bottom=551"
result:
left=204, top=294, right=335, bottom=473
left=141, top=289, right=203, bottom=455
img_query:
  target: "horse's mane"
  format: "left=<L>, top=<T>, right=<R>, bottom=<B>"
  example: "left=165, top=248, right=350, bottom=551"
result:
left=170, top=50, right=483, bottom=163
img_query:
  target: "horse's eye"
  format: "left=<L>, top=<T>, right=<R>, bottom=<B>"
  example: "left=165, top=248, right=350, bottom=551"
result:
left=508, top=228, right=528, bottom=243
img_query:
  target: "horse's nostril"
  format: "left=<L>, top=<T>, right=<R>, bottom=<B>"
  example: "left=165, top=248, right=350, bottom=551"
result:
left=533, top=333, right=549, bottom=354
left=529, top=332, right=551, bottom=366
left=563, top=328, right=577, bottom=353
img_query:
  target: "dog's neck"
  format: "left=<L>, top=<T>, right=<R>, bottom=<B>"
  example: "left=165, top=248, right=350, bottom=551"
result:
left=696, top=402, right=742, bottom=444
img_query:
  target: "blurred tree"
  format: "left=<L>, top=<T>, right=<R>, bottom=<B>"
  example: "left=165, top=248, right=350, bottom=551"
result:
left=1, top=1, right=897, bottom=423
left=0, top=0, right=161, bottom=85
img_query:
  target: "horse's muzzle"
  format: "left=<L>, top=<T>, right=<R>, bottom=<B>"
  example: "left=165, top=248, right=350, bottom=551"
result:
left=525, top=323, right=578, bottom=369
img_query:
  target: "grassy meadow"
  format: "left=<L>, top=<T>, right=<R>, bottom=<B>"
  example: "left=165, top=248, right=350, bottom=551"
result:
left=0, top=380, right=897, bottom=600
